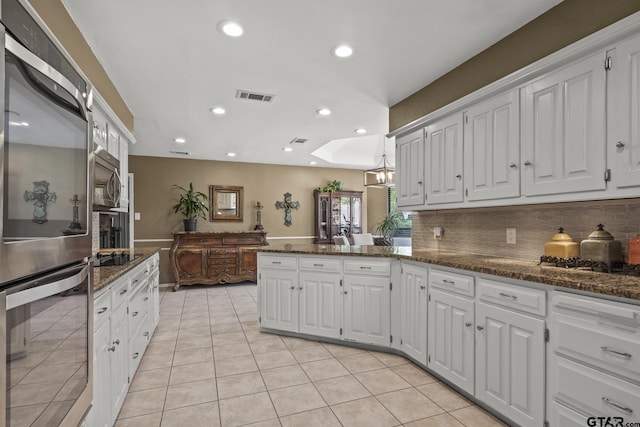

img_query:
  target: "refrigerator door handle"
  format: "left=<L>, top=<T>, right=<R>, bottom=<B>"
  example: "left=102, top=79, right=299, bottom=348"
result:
left=6, top=265, right=88, bottom=310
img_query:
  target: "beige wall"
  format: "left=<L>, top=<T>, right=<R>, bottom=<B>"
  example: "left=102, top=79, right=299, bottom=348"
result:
left=129, top=155, right=390, bottom=282
left=412, top=199, right=640, bottom=262
left=29, top=0, right=134, bottom=131
left=390, top=0, right=640, bottom=131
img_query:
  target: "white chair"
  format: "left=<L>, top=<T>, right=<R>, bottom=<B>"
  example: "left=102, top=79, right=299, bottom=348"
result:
left=333, top=235, right=350, bottom=245
left=352, top=233, right=374, bottom=245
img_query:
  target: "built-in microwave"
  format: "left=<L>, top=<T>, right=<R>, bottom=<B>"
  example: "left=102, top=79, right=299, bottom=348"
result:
left=93, top=144, right=121, bottom=210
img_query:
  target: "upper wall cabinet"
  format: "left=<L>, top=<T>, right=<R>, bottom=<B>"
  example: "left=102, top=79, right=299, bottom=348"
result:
left=464, top=89, right=520, bottom=201
left=613, top=33, right=640, bottom=188
left=425, top=113, right=464, bottom=205
left=396, top=129, right=425, bottom=208
left=521, top=52, right=607, bottom=196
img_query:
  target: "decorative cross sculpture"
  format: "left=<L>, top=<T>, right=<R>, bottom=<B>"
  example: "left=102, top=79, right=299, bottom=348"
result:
left=275, top=192, right=300, bottom=227
left=24, top=180, right=56, bottom=224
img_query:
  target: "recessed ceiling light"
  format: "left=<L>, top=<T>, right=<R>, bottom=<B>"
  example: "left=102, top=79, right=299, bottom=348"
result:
left=283, top=147, right=293, bottom=152
left=309, top=161, right=317, bottom=165
left=316, top=108, right=331, bottom=116
left=210, top=107, right=226, bottom=115
left=333, top=45, right=353, bottom=58
left=226, top=152, right=236, bottom=157
left=354, top=128, right=367, bottom=134
left=218, top=20, right=243, bottom=37
left=174, top=137, right=186, bottom=144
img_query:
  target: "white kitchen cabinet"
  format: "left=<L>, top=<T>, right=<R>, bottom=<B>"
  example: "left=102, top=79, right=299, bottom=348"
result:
left=613, top=33, right=640, bottom=188
left=107, top=126, right=120, bottom=160
left=396, top=128, right=425, bottom=208
left=299, top=272, right=342, bottom=339
left=109, top=301, right=128, bottom=424
left=522, top=51, right=607, bottom=197
left=92, top=109, right=108, bottom=150
left=149, top=256, right=160, bottom=330
left=475, top=301, right=545, bottom=427
left=259, top=268, right=299, bottom=333
left=464, top=89, right=520, bottom=201
left=91, top=316, right=111, bottom=427
left=425, top=112, right=464, bottom=204
left=428, top=288, right=475, bottom=395
left=343, top=274, right=390, bottom=346
left=400, top=263, right=428, bottom=365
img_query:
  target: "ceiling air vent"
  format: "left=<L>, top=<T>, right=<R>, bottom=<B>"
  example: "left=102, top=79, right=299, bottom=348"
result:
left=169, top=150, right=190, bottom=156
left=290, top=138, right=307, bottom=144
left=236, top=89, right=275, bottom=103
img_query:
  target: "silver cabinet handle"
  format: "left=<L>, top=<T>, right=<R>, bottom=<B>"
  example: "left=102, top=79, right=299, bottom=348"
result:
left=601, top=346, right=632, bottom=359
left=418, top=181, right=423, bottom=185
left=455, top=174, right=462, bottom=179
left=442, top=279, right=455, bottom=286
left=313, top=264, right=324, bottom=267
left=602, top=397, right=633, bottom=414
left=119, top=289, right=128, bottom=295
left=97, top=307, right=108, bottom=314
left=144, top=270, right=149, bottom=274
left=143, top=332, right=150, bottom=337
left=420, top=285, right=426, bottom=290
left=108, top=345, right=116, bottom=352
left=524, top=160, right=532, bottom=166
left=343, top=291, right=348, bottom=295
left=144, top=297, right=149, bottom=301
left=477, top=325, right=484, bottom=331
left=132, top=311, right=139, bottom=317
left=113, top=339, right=120, bottom=345
left=132, top=352, right=140, bottom=360
left=272, top=261, right=282, bottom=265
left=499, top=292, right=518, bottom=300
left=359, top=266, right=372, bottom=270
left=298, top=287, right=303, bottom=290
left=133, top=279, right=139, bottom=285
left=465, top=322, right=472, bottom=327
left=290, top=286, right=295, bottom=290
left=509, top=163, right=517, bottom=169
left=616, top=141, right=626, bottom=148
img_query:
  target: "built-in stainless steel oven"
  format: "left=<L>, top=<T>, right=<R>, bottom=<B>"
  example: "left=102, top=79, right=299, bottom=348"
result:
left=0, top=0, right=93, bottom=424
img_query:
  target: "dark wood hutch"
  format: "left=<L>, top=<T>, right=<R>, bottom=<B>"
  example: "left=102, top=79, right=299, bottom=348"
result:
left=313, top=190, right=363, bottom=244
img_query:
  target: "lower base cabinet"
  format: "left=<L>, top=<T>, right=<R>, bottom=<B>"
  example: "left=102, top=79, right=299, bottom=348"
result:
left=343, top=275, right=390, bottom=346
left=260, top=268, right=299, bottom=333
left=299, top=272, right=342, bottom=339
left=400, top=264, right=428, bottom=365
left=475, top=301, right=545, bottom=427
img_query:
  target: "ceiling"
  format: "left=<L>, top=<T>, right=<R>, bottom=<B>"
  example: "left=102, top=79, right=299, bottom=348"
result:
left=61, top=0, right=562, bottom=170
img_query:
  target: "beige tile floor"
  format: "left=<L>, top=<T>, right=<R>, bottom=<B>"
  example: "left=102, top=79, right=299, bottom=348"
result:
left=115, top=283, right=508, bottom=427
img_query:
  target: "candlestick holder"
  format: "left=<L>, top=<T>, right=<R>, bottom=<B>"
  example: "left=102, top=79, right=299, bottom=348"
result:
left=254, top=204, right=264, bottom=231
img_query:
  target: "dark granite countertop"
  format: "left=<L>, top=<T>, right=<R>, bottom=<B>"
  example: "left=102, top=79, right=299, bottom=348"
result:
left=93, top=247, right=160, bottom=293
left=254, top=244, right=640, bottom=303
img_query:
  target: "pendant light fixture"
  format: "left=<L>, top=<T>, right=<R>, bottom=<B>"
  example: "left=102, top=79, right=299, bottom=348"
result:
left=363, top=143, right=395, bottom=187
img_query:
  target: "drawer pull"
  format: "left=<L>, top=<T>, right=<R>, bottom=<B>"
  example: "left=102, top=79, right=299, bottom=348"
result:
left=113, top=339, right=120, bottom=345
left=290, top=286, right=295, bottom=290
left=442, top=279, right=455, bottom=286
left=133, top=279, right=139, bottom=285
left=601, top=346, right=632, bottom=359
left=119, top=289, right=128, bottom=295
left=97, top=307, right=108, bottom=314
left=343, top=291, right=348, bottom=295
left=144, top=297, right=149, bottom=301
left=499, top=292, right=518, bottom=300
left=108, top=345, right=116, bottom=352
left=143, top=332, right=150, bottom=337
left=133, top=352, right=140, bottom=359
left=272, top=261, right=282, bottom=265
left=313, top=263, right=324, bottom=267
left=602, top=397, right=633, bottom=414
left=359, top=266, right=372, bottom=270
left=477, top=325, right=484, bottom=331
left=465, top=322, right=472, bottom=327
left=144, top=270, right=149, bottom=274
left=420, top=285, right=426, bottom=290
left=132, top=311, right=139, bottom=317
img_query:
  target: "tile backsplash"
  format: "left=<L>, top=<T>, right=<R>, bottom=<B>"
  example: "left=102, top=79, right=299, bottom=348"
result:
left=412, top=198, right=640, bottom=261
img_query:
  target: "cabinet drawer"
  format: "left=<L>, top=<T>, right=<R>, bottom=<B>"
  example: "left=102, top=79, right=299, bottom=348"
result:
left=111, top=277, right=130, bottom=310
left=259, top=255, right=297, bottom=270
left=223, top=235, right=263, bottom=245
left=477, top=278, right=545, bottom=316
left=130, top=266, right=149, bottom=291
left=552, top=356, right=640, bottom=423
left=181, top=237, right=222, bottom=246
left=129, top=317, right=150, bottom=378
left=299, top=257, right=341, bottom=273
left=209, top=247, right=237, bottom=256
left=93, top=290, right=111, bottom=330
left=343, top=258, right=390, bottom=276
left=128, top=284, right=149, bottom=340
left=429, top=268, right=474, bottom=297
left=549, top=402, right=588, bottom=427
left=208, top=256, right=236, bottom=266
left=209, top=266, right=237, bottom=276
left=551, top=294, right=640, bottom=383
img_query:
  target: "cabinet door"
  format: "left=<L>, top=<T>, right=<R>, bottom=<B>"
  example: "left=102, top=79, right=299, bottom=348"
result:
left=343, top=275, right=390, bottom=346
left=260, top=269, right=298, bottom=333
left=110, top=303, right=129, bottom=425
left=400, top=264, right=428, bottom=365
left=239, top=249, right=258, bottom=275
left=475, top=302, right=544, bottom=427
left=299, top=272, right=342, bottom=339
left=92, top=109, right=108, bottom=150
left=464, top=89, right=520, bottom=201
left=426, top=113, right=464, bottom=204
left=522, top=52, right=606, bottom=196
left=90, top=319, right=112, bottom=427
left=614, top=34, right=640, bottom=188
left=107, top=126, right=120, bottom=160
left=174, top=248, right=206, bottom=281
left=428, top=289, right=475, bottom=394
left=396, top=129, right=425, bottom=207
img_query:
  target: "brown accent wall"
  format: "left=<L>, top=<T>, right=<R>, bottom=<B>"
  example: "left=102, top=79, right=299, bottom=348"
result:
left=390, top=0, right=640, bottom=131
left=129, top=155, right=388, bottom=283
left=28, top=0, right=134, bottom=131
left=412, top=199, right=640, bottom=262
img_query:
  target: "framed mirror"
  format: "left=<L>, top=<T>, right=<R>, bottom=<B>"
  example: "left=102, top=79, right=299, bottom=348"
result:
left=209, top=185, right=243, bottom=222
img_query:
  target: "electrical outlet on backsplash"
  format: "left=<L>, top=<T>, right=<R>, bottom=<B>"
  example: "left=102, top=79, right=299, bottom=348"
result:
left=411, top=198, right=640, bottom=261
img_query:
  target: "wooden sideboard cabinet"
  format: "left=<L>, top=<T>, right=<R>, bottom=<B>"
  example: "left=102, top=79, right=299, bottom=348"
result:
left=170, top=231, right=268, bottom=290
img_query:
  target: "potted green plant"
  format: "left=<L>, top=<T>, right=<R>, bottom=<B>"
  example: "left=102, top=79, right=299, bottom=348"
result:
left=171, top=182, right=209, bottom=232
left=374, top=212, right=400, bottom=246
